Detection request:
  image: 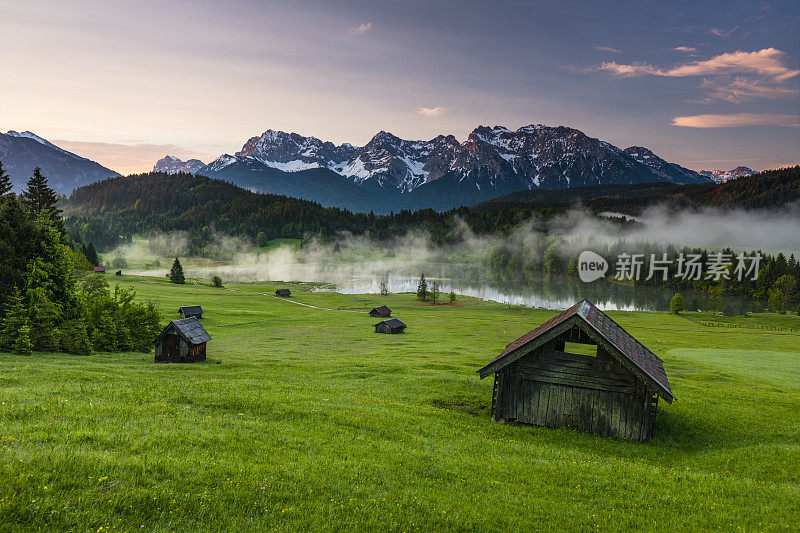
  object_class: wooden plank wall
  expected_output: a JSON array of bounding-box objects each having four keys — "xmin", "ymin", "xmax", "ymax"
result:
[{"xmin": 494, "ymin": 339, "xmax": 655, "ymax": 441}]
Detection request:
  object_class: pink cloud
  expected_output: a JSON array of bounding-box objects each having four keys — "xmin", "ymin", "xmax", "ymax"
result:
[
  {"xmin": 699, "ymin": 77, "xmax": 798, "ymax": 103},
  {"xmin": 595, "ymin": 45, "xmax": 621, "ymax": 53},
  {"xmin": 416, "ymin": 106, "xmax": 446, "ymax": 117},
  {"xmin": 709, "ymin": 26, "xmax": 737, "ymax": 37},
  {"xmin": 671, "ymin": 113, "xmax": 800, "ymax": 128},
  {"xmin": 349, "ymin": 22, "xmax": 373, "ymax": 36},
  {"xmin": 600, "ymin": 48, "xmax": 799, "ymax": 80},
  {"xmin": 596, "ymin": 48, "xmax": 799, "ymax": 102},
  {"xmin": 674, "ymin": 46, "xmax": 696, "ymax": 52}
]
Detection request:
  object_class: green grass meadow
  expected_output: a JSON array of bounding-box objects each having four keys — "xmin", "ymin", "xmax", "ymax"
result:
[{"xmin": 1, "ymin": 275, "xmax": 799, "ymax": 531}]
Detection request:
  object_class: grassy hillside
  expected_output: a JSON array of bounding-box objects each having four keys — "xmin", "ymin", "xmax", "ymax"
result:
[{"xmin": 1, "ymin": 276, "xmax": 798, "ymax": 531}]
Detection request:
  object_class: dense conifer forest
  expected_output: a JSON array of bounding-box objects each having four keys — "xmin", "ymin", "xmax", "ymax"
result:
[{"xmin": 0, "ymin": 163, "xmax": 161, "ymax": 354}]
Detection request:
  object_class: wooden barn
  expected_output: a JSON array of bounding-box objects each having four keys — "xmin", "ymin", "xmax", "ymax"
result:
[
  {"xmin": 179, "ymin": 305, "xmax": 204, "ymax": 319},
  {"xmin": 374, "ymin": 317, "xmax": 406, "ymax": 334},
  {"xmin": 369, "ymin": 305, "xmax": 392, "ymax": 318},
  {"xmin": 154, "ymin": 317, "xmax": 211, "ymax": 363},
  {"xmin": 93, "ymin": 266, "xmax": 106, "ymax": 273},
  {"xmin": 275, "ymin": 289, "xmax": 291, "ymax": 297},
  {"xmin": 478, "ymin": 300, "xmax": 673, "ymax": 442}
]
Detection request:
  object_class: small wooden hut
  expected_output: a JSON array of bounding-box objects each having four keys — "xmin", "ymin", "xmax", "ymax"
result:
[
  {"xmin": 374, "ymin": 317, "xmax": 406, "ymax": 334},
  {"xmin": 154, "ymin": 317, "xmax": 211, "ymax": 363},
  {"xmin": 477, "ymin": 300, "xmax": 673, "ymax": 442},
  {"xmin": 179, "ymin": 305, "xmax": 204, "ymax": 319},
  {"xmin": 369, "ymin": 305, "xmax": 392, "ymax": 318},
  {"xmin": 275, "ymin": 289, "xmax": 291, "ymax": 297},
  {"xmin": 93, "ymin": 266, "xmax": 106, "ymax": 273},
  {"xmin": 115, "ymin": 270, "xmax": 122, "ymax": 276}
]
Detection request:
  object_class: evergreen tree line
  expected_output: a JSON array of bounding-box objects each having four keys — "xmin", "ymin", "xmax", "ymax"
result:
[
  {"xmin": 0, "ymin": 162, "xmax": 162, "ymax": 354},
  {"xmin": 484, "ymin": 236, "xmax": 800, "ymax": 314}
]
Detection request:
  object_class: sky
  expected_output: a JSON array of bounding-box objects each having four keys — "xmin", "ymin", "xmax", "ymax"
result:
[{"xmin": 1, "ymin": 0, "xmax": 798, "ymax": 174}]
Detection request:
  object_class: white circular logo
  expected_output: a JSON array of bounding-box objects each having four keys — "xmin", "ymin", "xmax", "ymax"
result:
[{"xmin": 578, "ymin": 251, "xmax": 608, "ymax": 283}]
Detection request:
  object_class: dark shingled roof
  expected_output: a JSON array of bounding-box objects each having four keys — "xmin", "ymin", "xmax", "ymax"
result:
[
  {"xmin": 479, "ymin": 300, "xmax": 673, "ymax": 402},
  {"xmin": 375, "ymin": 318, "xmax": 405, "ymax": 328},
  {"xmin": 179, "ymin": 305, "xmax": 203, "ymax": 315},
  {"xmin": 370, "ymin": 305, "xmax": 392, "ymax": 316},
  {"xmin": 156, "ymin": 317, "xmax": 211, "ymax": 345}
]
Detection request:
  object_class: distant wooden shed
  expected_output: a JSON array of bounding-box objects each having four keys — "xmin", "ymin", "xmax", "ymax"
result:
[
  {"xmin": 115, "ymin": 270, "xmax": 122, "ymax": 276},
  {"xmin": 179, "ymin": 305, "xmax": 204, "ymax": 319},
  {"xmin": 369, "ymin": 305, "xmax": 392, "ymax": 318},
  {"xmin": 275, "ymin": 289, "xmax": 291, "ymax": 297},
  {"xmin": 374, "ymin": 317, "xmax": 406, "ymax": 334},
  {"xmin": 154, "ymin": 317, "xmax": 211, "ymax": 363},
  {"xmin": 93, "ymin": 266, "xmax": 106, "ymax": 273},
  {"xmin": 478, "ymin": 300, "xmax": 673, "ymax": 442}
]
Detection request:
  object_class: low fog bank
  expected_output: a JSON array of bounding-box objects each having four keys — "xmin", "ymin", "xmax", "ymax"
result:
[{"xmin": 122, "ymin": 204, "xmax": 798, "ymax": 309}]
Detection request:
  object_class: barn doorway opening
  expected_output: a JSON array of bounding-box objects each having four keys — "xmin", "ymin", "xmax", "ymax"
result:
[{"xmin": 163, "ymin": 334, "xmax": 180, "ymax": 358}]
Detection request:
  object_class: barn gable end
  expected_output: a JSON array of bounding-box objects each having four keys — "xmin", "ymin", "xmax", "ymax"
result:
[{"xmin": 478, "ymin": 300, "xmax": 673, "ymax": 442}]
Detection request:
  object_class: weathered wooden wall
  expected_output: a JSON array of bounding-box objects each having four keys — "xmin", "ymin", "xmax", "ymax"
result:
[
  {"xmin": 155, "ymin": 326, "xmax": 206, "ymax": 363},
  {"xmin": 492, "ymin": 338, "xmax": 657, "ymax": 441}
]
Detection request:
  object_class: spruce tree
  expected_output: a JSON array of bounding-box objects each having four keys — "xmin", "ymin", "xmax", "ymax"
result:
[
  {"xmin": 20, "ymin": 168, "xmax": 61, "ymax": 224},
  {"xmin": 416, "ymin": 273, "xmax": 428, "ymax": 301},
  {"xmin": 0, "ymin": 287, "xmax": 29, "ymax": 352},
  {"xmin": 14, "ymin": 325, "xmax": 33, "ymax": 355},
  {"xmin": 0, "ymin": 161, "xmax": 12, "ymax": 196},
  {"xmin": 83, "ymin": 242, "xmax": 99, "ymax": 266},
  {"xmin": 170, "ymin": 257, "xmax": 185, "ymax": 284}
]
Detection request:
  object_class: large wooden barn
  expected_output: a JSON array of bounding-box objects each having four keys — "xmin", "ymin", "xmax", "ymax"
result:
[
  {"xmin": 154, "ymin": 317, "xmax": 211, "ymax": 363},
  {"xmin": 478, "ymin": 300, "xmax": 673, "ymax": 442}
]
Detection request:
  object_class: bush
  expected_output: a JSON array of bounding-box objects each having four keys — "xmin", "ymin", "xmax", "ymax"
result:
[
  {"xmin": 670, "ymin": 293, "xmax": 685, "ymax": 315},
  {"xmin": 449, "ymin": 291, "xmax": 456, "ymax": 303},
  {"xmin": 82, "ymin": 281, "xmax": 163, "ymax": 352},
  {"xmin": 212, "ymin": 275, "xmax": 223, "ymax": 288}
]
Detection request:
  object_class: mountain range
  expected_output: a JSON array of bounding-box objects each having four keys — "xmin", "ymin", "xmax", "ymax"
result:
[
  {"xmin": 155, "ymin": 125, "xmax": 712, "ymax": 212},
  {"xmin": 699, "ymin": 166, "xmax": 755, "ymax": 183},
  {"xmin": 0, "ymin": 125, "xmax": 730, "ymax": 212},
  {"xmin": 0, "ymin": 130, "xmax": 119, "ymax": 194}
]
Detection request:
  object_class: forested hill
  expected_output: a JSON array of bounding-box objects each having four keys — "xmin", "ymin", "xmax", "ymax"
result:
[
  {"xmin": 64, "ymin": 168, "xmax": 798, "ymax": 251},
  {"xmin": 480, "ymin": 166, "xmax": 800, "ymax": 214},
  {"xmin": 64, "ymin": 172, "xmax": 473, "ymax": 246}
]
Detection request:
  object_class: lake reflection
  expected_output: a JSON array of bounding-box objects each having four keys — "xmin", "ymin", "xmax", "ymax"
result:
[{"xmin": 140, "ymin": 258, "xmax": 744, "ymax": 312}]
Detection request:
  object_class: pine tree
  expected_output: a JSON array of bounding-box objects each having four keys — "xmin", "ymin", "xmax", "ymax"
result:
[
  {"xmin": 14, "ymin": 325, "xmax": 32, "ymax": 355},
  {"xmin": 430, "ymin": 280, "xmax": 440, "ymax": 305},
  {"xmin": 0, "ymin": 287, "xmax": 29, "ymax": 352},
  {"xmin": 20, "ymin": 168, "xmax": 61, "ymax": 224},
  {"xmin": 83, "ymin": 242, "xmax": 99, "ymax": 266},
  {"xmin": 170, "ymin": 257, "xmax": 185, "ymax": 284},
  {"xmin": 416, "ymin": 273, "xmax": 428, "ymax": 301},
  {"xmin": 0, "ymin": 161, "xmax": 12, "ymax": 196}
]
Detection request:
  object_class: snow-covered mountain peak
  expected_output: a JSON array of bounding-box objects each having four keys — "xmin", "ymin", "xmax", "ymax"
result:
[{"xmin": 188, "ymin": 124, "xmax": 711, "ymax": 202}]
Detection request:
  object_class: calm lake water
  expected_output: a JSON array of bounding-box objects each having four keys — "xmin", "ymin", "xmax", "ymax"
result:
[{"xmin": 139, "ymin": 259, "xmax": 752, "ymax": 313}]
